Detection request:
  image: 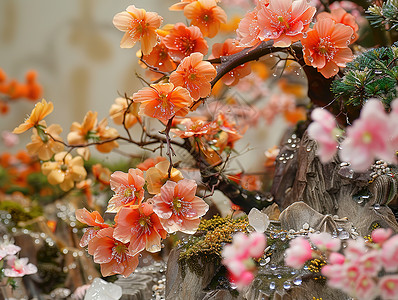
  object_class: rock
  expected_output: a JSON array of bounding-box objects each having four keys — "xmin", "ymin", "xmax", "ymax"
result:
[
  {"xmin": 279, "ymin": 202, "xmax": 354, "ymax": 235},
  {"xmin": 84, "ymin": 278, "xmax": 122, "ymax": 300},
  {"xmin": 166, "ymin": 248, "xmax": 223, "ymax": 300}
]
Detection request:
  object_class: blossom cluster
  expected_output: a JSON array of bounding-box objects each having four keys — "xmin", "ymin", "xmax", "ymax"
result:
[
  {"xmin": 284, "ymin": 229, "xmax": 398, "ymax": 300},
  {"xmin": 76, "ymin": 159, "xmax": 209, "ymax": 277},
  {"xmin": 0, "ymin": 69, "xmax": 42, "ymax": 115},
  {"xmin": 0, "ymin": 241, "xmax": 37, "ymax": 278},
  {"xmin": 221, "ymin": 232, "xmax": 267, "ymax": 290},
  {"xmin": 308, "ymin": 99, "xmax": 398, "ymax": 171}
]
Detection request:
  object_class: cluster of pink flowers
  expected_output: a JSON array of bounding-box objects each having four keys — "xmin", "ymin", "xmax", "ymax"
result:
[
  {"xmin": 0, "ymin": 242, "xmax": 37, "ymax": 278},
  {"xmin": 221, "ymin": 232, "xmax": 267, "ymax": 290},
  {"xmin": 284, "ymin": 229, "xmax": 398, "ymax": 300},
  {"xmin": 76, "ymin": 163, "xmax": 209, "ymax": 277},
  {"xmin": 308, "ymin": 99, "xmax": 398, "ymax": 171}
]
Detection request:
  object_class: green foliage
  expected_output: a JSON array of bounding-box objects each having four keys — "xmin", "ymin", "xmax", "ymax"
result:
[
  {"xmin": 367, "ymin": 0, "xmax": 398, "ymax": 30},
  {"xmin": 332, "ymin": 45, "xmax": 398, "ymax": 107}
]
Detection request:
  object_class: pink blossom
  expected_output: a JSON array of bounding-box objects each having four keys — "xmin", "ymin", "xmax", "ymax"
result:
[
  {"xmin": 0, "ymin": 243, "xmax": 21, "ymax": 256},
  {"xmin": 221, "ymin": 232, "xmax": 267, "ymax": 290},
  {"xmin": 309, "ymin": 232, "xmax": 341, "ymax": 252},
  {"xmin": 248, "ymin": 232, "xmax": 267, "ymax": 257},
  {"xmin": 4, "ymin": 256, "xmax": 37, "ymax": 277},
  {"xmin": 0, "ymin": 250, "xmax": 7, "ymax": 260},
  {"xmin": 344, "ymin": 263, "xmax": 362, "ymax": 286},
  {"xmin": 151, "ymin": 179, "xmax": 209, "ymax": 234},
  {"xmin": 329, "ymin": 252, "xmax": 345, "ymax": 265},
  {"xmin": 390, "ymin": 99, "xmax": 398, "ymax": 151},
  {"xmin": 230, "ymin": 271, "xmax": 255, "ymax": 290},
  {"xmin": 355, "ymin": 274, "xmax": 377, "ymax": 300},
  {"xmin": 321, "ymin": 264, "xmax": 347, "ymax": 290},
  {"xmin": 371, "ymin": 228, "xmax": 393, "ymax": 244},
  {"xmin": 381, "ymin": 235, "xmax": 398, "ymax": 272},
  {"xmin": 284, "ymin": 236, "xmax": 312, "ymax": 269},
  {"xmin": 307, "ymin": 108, "xmax": 341, "ymax": 163},
  {"xmin": 358, "ymin": 250, "xmax": 381, "ymax": 276},
  {"xmin": 1, "ymin": 131, "xmax": 19, "ymax": 148},
  {"xmin": 379, "ymin": 275, "xmax": 398, "ymax": 300},
  {"xmin": 340, "ymin": 99, "xmax": 396, "ymax": 172},
  {"xmin": 344, "ymin": 238, "xmax": 367, "ymax": 262}
]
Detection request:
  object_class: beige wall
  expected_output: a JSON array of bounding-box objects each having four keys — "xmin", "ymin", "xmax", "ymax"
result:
[{"xmin": 0, "ymin": 0, "xmax": 287, "ymax": 174}]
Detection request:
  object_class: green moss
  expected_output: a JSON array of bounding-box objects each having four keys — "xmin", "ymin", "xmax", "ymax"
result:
[{"xmin": 0, "ymin": 200, "xmax": 42, "ymax": 225}]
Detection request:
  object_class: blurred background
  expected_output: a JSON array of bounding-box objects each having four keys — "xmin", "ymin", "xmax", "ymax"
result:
[{"xmin": 0, "ymin": 0, "xmax": 298, "ymax": 172}]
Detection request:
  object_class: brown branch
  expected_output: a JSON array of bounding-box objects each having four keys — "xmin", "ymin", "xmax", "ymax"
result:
[
  {"xmin": 140, "ymin": 55, "xmax": 171, "ymax": 76},
  {"xmin": 162, "ymin": 117, "xmax": 176, "ymax": 177}
]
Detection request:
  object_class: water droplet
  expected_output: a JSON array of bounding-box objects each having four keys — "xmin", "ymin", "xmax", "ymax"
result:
[
  {"xmin": 293, "ymin": 277, "xmax": 302, "ymax": 285},
  {"xmin": 374, "ymin": 204, "xmax": 381, "ymax": 210},
  {"xmin": 269, "ymin": 282, "xmax": 276, "ymax": 290},
  {"xmin": 283, "ymin": 281, "xmax": 291, "ymax": 290},
  {"xmin": 339, "ymin": 230, "xmax": 350, "ymax": 240},
  {"xmin": 270, "ymin": 264, "xmax": 276, "ymax": 270}
]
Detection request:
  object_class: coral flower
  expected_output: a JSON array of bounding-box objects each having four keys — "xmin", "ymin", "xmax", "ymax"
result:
[
  {"xmin": 171, "ymin": 118, "xmax": 218, "ymax": 138},
  {"xmin": 75, "ymin": 208, "xmax": 109, "ymax": 247},
  {"xmin": 141, "ymin": 38, "xmax": 176, "ymax": 79},
  {"xmin": 169, "ymin": 52, "xmax": 217, "ymax": 100},
  {"xmin": 87, "ymin": 227, "xmax": 139, "ymax": 277},
  {"xmin": 108, "ymin": 168, "xmax": 145, "ymax": 211},
  {"xmin": 209, "ymin": 39, "xmax": 251, "ymax": 86},
  {"xmin": 95, "ymin": 118, "xmax": 119, "ymax": 153},
  {"xmin": 132, "ymin": 83, "xmax": 193, "ymax": 123},
  {"xmin": 237, "ymin": 6, "xmax": 263, "ymax": 46},
  {"xmin": 92, "ymin": 163, "xmax": 111, "ymax": 186},
  {"xmin": 169, "ymin": 0, "xmax": 197, "ymax": 11},
  {"xmin": 41, "ymin": 152, "xmax": 87, "ymax": 191},
  {"xmin": 163, "ymin": 23, "xmax": 208, "ymax": 63},
  {"xmin": 113, "ymin": 5, "xmax": 163, "ymax": 55},
  {"xmin": 340, "ymin": 100, "xmax": 396, "ymax": 171},
  {"xmin": 137, "ymin": 156, "xmax": 167, "ymax": 171},
  {"xmin": 13, "ymin": 99, "xmax": 54, "ymax": 134},
  {"xmin": 145, "ymin": 160, "xmax": 184, "ymax": 195},
  {"xmin": 184, "ymin": 0, "xmax": 227, "ymax": 38},
  {"xmin": 26, "ymin": 124, "xmax": 64, "ymax": 160},
  {"xmin": 109, "ymin": 97, "xmax": 140, "ymax": 129},
  {"xmin": 152, "ymin": 179, "xmax": 209, "ymax": 234},
  {"xmin": 301, "ymin": 17, "xmax": 354, "ymax": 78},
  {"xmin": 257, "ymin": 0, "xmax": 316, "ymax": 47},
  {"xmin": 317, "ymin": 8, "xmax": 359, "ymax": 43},
  {"xmin": 113, "ymin": 203, "xmax": 167, "ymax": 256}
]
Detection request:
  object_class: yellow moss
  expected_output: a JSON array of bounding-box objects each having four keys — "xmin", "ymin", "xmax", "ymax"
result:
[{"xmin": 179, "ymin": 215, "xmax": 249, "ymax": 275}]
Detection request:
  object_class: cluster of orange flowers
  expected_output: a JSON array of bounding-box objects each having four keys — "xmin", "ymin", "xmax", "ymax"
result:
[
  {"xmin": 76, "ymin": 157, "xmax": 209, "ymax": 277},
  {"xmin": 0, "ymin": 150, "xmax": 41, "ymax": 194},
  {"xmin": 0, "ymin": 69, "xmax": 42, "ymax": 114}
]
